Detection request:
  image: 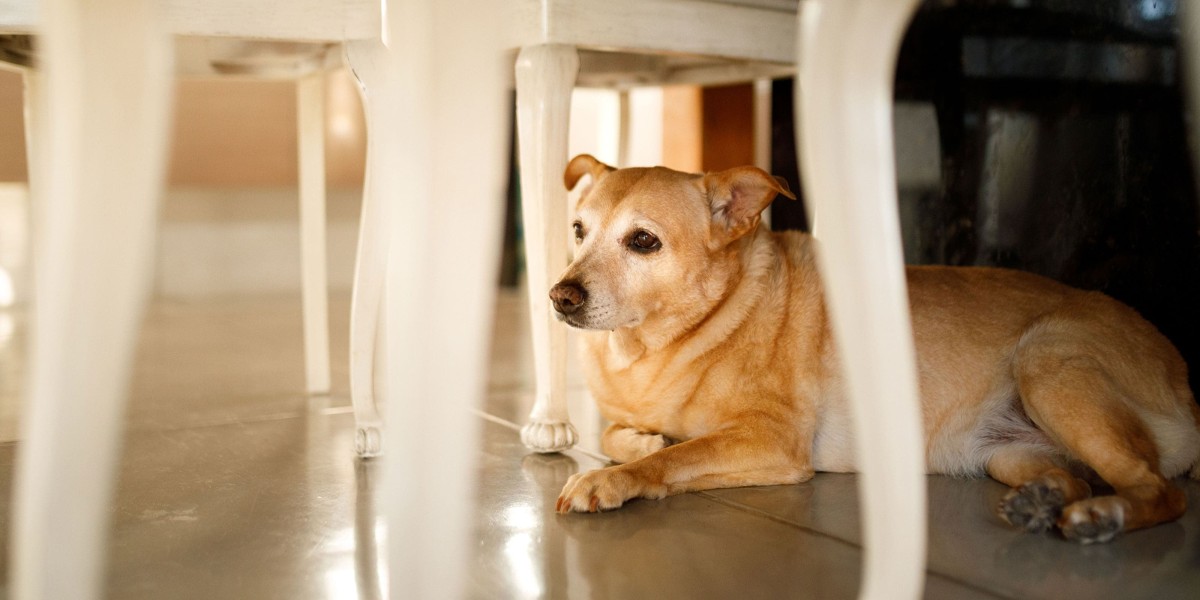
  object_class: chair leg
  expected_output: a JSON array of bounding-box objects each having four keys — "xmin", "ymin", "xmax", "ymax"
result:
[
  {"xmin": 753, "ymin": 78, "xmax": 772, "ymax": 229},
  {"xmin": 795, "ymin": 1, "xmax": 926, "ymax": 599},
  {"xmin": 343, "ymin": 40, "xmax": 389, "ymax": 458},
  {"xmin": 297, "ymin": 71, "xmax": 332, "ymax": 396},
  {"xmin": 616, "ymin": 89, "xmax": 631, "ymax": 168},
  {"xmin": 515, "ymin": 44, "xmax": 580, "ymax": 453},
  {"xmin": 378, "ymin": 1, "xmax": 507, "ymax": 596},
  {"xmin": 11, "ymin": 1, "xmax": 173, "ymax": 599}
]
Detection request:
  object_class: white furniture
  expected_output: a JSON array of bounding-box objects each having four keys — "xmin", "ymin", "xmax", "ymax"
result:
[
  {"xmin": 345, "ymin": 1, "xmax": 797, "ymax": 458},
  {"xmin": 191, "ymin": 39, "xmax": 339, "ymax": 397},
  {"xmin": 3, "ymin": 1, "xmax": 509, "ymax": 599},
  {"xmin": 795, "ymin": 1, "xmax": 927, "ymax": 598},
  {"xmin": 3, "ymin": 38, "xmax": 337, "ymax": 392}
]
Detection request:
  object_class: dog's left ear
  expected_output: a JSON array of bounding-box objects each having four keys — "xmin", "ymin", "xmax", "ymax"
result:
[
  {"xmin": 564, "ymin": 154, "xmax": 616, "ymax": 191},
  {"xmin": 704, "ymin": 166, "xmax": 796, "ymax": 242}
]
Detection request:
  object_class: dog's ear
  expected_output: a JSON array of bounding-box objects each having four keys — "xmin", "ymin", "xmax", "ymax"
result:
[
  {"xmin": 704, "ymin": 166, "xmax": 796, "ymax": 242},
  {"xmin": 564, "ymin": 154, "xmax": 615, "ymax": 191}
]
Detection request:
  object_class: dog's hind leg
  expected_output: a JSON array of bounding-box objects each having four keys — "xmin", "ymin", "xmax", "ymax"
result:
[
  {"xmin": 990, "ymin": 445, "xmax": 1092, "ymax": 533},
  {"xmin": 1013, "ymin": 348, "xmax": 1187, "ymax": 543}
]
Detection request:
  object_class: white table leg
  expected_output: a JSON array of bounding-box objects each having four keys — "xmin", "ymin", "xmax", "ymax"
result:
[
  {"xmin": 753, "ymin": 78, "xmax": 772, "ymax": 229},
  {"xmin": 617, "ymin": 89, "xmax": 631, "ymax": 167},
  {"xmin": 343, "ymin": 40, "xmax": 390, "ymax": 458},
  {"xmin": 297, "ymin": 71, "xmax": 332, "ymax": 396},
  {"xmin": 379, "ymin": 1, "xmax": 507, "ymax": 596},
  {"xmin": 795, "ymin": 1, "xmax": 926, "ymax": 599},
  {"xmin": 515, "ymin": 43, "xmax": 580, "ymax": 453},
  {"xmin": 12, "ymin": 0, "xmax": 173, "ymax": 598}
]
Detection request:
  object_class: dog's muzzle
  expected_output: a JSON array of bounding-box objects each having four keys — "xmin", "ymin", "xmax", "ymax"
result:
[{"xmin": 550, "ymin": 280, "xmax": 587, "ymax": 316}]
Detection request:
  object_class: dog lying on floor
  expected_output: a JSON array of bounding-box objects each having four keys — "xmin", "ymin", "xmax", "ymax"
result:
[{"xmin": 548, "ymin": 154, "xmax": 1200, "ymax": 543}]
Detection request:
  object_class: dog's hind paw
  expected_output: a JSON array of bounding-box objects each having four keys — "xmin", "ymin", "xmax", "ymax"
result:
[
  {"xmin": 998, "ymin": 480, "xmax": 1065, "ymax": 533},
  {"xmin": 1059, "ymin": 498, "xmax": 1125, "ymax": 544}
]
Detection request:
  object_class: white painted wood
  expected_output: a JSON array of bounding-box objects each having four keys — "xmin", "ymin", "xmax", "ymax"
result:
[
  {"xmin": 753, "ymin": 77, "xmax": 773, "ymax": 172},
  {"xmin": 343, "ymin": 38, "xmax": 389, "ymax": 458},
  {"xmin": 569, "ymin": 50, "xmax": 792, "ymax": 90},
  {"xmin": 794, "ymin": 1, "xmax": 926, "ymax": 599},
  {"xmin": 297, "ymin": 71, "xmax": 332, "ymax": 395},
  {"xmin": 0, "ymin": 0, "xmax": 379, "ymax": 40},
  {"xmin": 508, "ymin": 0, "xmax": 797, "ymax": 65},
  {"xmin": 617, "ymin": 89, "xmax": 631, "ymax": 167},
  {"xmin": 754, "ymin": 77, "xmax": 773, "ymax": 229},
  {"xmin": 11, "ymin": 1, "xmax": 173, "ymax": 599},
  {"xmin": 515, "ymin": 44, "xmax": 580, "ymax": 453},
  {"xmin": 174, "ymin": 37, "xmax": 338, "ymax": 79},
  {"xmin": 378, "ymin": 0, "xmax": 507, "ymax": 597}
]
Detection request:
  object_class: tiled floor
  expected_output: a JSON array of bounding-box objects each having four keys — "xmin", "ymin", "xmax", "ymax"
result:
[{"xmin": 0, "ymin": 291, "xmax": 1198, "ymax": 599}]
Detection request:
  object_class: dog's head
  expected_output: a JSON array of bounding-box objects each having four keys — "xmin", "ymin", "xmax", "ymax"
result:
[{"xmin": 550, "ymin": 154, "xmax": 794, "ymax": 334}]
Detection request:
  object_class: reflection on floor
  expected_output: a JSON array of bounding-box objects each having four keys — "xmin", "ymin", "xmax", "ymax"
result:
[{"xmin": 0, "ymin": 291, "xmax": 1197, "ymax": 599}]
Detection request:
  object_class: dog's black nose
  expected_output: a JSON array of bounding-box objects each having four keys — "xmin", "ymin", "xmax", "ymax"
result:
[{"xmin": 550, "ymin": 281, "xmax": 587, "ymax": 315}]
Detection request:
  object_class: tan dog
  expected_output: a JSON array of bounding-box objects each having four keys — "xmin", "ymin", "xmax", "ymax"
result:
[{"xmin": 549, "ymin": 154, "xmax": 1200, "ymax": 543}]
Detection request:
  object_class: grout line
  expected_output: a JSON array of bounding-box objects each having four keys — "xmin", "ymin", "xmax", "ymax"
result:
[
  {"xmin": 470, "ymin": 409, "xmax": 610, "ymax": 464},
  {"xmin": 694, "ymin": 492, "xmax": 1015, "ymax": 600},
  {"xmin": 473, "ymin": 409, "xmax": 520, "ymax": 431},
  {"xmin": 475, "ymin": 407, "xmax": 1014, "ymax": 600},
  {"xmin": 695, "ymin": 491, "xmax": 861, "ymax": 546}
]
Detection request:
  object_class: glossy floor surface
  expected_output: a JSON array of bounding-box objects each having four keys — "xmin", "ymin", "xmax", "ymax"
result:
[{"xmin": 0, "ymin": 292, "xmax": 1198, "ymax": 599}]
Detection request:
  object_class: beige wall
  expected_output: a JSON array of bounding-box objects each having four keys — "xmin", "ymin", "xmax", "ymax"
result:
[
  {"xmin": 0, "ymin": 67, "xmax": 367, "ymax": 186},
  {"xmin": 661, "ymin": 83, "xmax": 754, "ymax": 174}
]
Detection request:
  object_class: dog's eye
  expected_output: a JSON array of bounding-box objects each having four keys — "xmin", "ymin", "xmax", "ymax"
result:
[
  {"xmin": 629, "ymin": 230, "xmax": 661, "ymax": 253},
  {"xmin": 573, "ymin": 222, "xmax": 584, "ymax": 242}
]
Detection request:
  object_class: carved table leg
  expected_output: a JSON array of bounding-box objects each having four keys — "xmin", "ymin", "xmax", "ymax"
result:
[{"xmin": 514, "ymin": 43, "xmax": 580, "ymax": 453}]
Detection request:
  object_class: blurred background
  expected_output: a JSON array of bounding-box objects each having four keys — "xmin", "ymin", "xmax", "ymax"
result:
[{"xmin": 1, "ymin": 0, "xmax": 1197, "ymax": 394}]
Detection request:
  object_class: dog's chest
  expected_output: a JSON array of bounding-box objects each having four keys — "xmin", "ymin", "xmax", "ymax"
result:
[
  {"xmin": 584, "ymin": 349, "xmax": 714, "ymax": 440},
  {"xmin": 585, "ymin": 348, "xmax": 753, "ymax": 441}
]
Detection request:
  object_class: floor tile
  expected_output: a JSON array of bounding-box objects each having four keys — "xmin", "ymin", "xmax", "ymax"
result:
[
  {"xmin": 704, "ymin": 461, "xmax": 1200, "ymax": 599},
  {"xmin": 0, "ymin": 292, "xmax": 1197, "ymax": 600}
]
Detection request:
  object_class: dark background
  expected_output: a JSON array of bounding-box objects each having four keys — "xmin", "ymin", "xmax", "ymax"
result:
[{"xmin": 768, "ymin": 0, "xmax": 1200, "ymax": 397}]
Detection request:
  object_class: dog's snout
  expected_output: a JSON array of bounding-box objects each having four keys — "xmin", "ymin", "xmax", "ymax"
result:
[{"xmin": 550, "ymin": 281, "xmax": 587, "ymax": 315}]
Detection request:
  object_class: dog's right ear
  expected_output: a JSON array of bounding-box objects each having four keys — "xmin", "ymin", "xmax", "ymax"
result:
[
  {"xmin": 564, "ymin": 154, "xmax": 615, "ymax": 191},
  {"xmin": 704, "ymin": 166, "xmax": 796, "ymax": 244}
]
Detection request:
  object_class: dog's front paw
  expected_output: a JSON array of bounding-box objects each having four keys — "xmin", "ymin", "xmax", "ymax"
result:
[
  {"xmin": 998, "ymin": 480, "xmax": 1065, "ymax": 533},
  {"xmin": 555, "ymin": 466, "xmax": 666, "ymax": 513},
  {"xmin": 1059, "ymin": 497, "xmax": 1126, "ymax": 544}
]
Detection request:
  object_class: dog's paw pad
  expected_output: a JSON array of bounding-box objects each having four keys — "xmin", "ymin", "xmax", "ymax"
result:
[
  {"xmin": 1060, "ymin": 500, "xmax": 1124, "ymax": 544},
  {"xmin": 998, "ymin": 480, "xmax": 1065, "ymax": 533}
]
